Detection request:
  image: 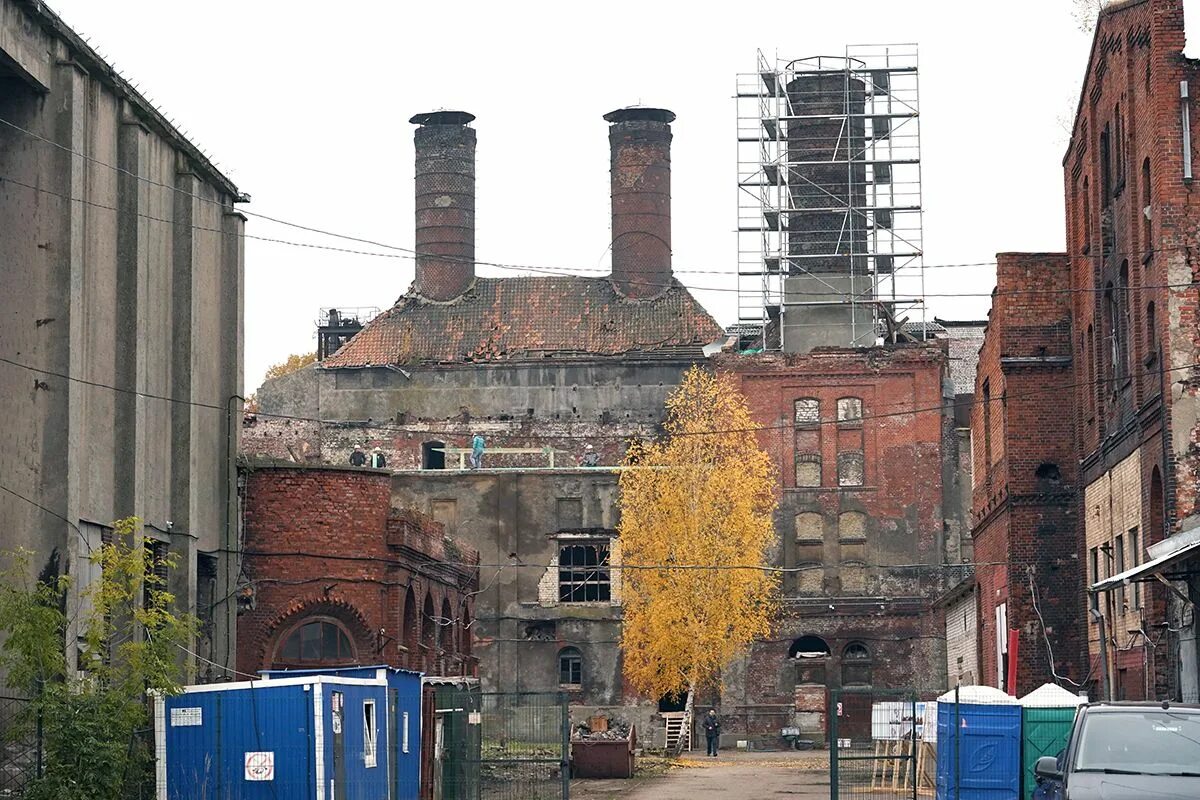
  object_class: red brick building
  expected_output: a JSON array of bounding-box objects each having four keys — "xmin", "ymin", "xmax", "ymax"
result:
[
  {"xmin": 717, "ymin": 340, "xmax": 970, "ymax": 739},
  {"xmin": 236, "ymin": 462, "xmax": 480, "ymax": 679},
  {"xmin": 970, "ymin": 254, "xmax": 1085, "ymax": 697},
  {"xmin": 974, "ymin": 0, "xmax": 1200, "ymax": 701}
]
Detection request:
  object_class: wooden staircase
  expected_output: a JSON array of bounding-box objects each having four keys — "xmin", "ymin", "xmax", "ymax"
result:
[{"xmin": 663, "ymin": 691, "xmax": 694, "ymax": 754}]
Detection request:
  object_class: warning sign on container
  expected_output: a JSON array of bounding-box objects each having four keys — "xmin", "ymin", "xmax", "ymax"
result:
[{"xmin": 245, "ymin": 752, "xmax": 274, "ymax": 781}]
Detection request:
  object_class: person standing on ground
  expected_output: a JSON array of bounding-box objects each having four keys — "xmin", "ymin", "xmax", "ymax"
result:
[
  {"xmin": 703, "ymin": 709, "xmax": 721, "ymax": 757},
  {"xmin": 470, "ymin": 433, "xmax": 485, "ymax": 469}
]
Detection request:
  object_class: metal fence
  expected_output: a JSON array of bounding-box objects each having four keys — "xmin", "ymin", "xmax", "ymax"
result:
[
  {"xmin": 464, "ymin": 692, "xmax": 569, "ymax": 800},
  {"xmin": 0, "ymin": 694, "xmax": 37, "ymax": 798},
  {"xmin": 829, "ymin": 688, "xmax": 928, "ymax": 800},
  {"xmin": 829, "ymin": 686, "xmax": 1037, "ymax": 800}
]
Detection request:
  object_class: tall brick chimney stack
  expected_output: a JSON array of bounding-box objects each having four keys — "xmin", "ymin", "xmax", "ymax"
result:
[
  {"xmin": 410, "ymin": 110, "xmax": 476, "ymax": 301},
  {"xmin": 604, "ymin": 107, "xmax": 675, "ymax": 299}
]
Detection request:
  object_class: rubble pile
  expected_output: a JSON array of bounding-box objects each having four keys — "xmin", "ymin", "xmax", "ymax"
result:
[{"xmin": 573, "ymin": 714, "xmax": 632, "ymax": 741}]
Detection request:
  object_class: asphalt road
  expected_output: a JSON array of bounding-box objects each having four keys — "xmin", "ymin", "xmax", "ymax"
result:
[{"xmin": 572, "ymin": 751, "xmax": 831, "ymax": 800}]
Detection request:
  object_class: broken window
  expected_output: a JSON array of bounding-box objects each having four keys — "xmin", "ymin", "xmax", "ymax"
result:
[
  {"xmin": 795, "ymin": 455, "xmax": 821, "ymax": 488},
  {"xmin": 836, "ymin": 397, "xmax": 863, "ymax": 423},
  {"xmin": 842, "ymin": 642, "xmax": 872, "ymax": 686},
  {"xmin": 558, "ymin": 543, "xmax": 611, "ymax": 602},
  {"xmin": 837, "ymin": 452, "xmax": 865, "ymax": 487},
  {"xmin": 794, "ymin": 398, "xmax": 819, "ymax": 426},
  {"xmin": 559, "ymin": 647, "xmax": 583, "ymax": 687},
  {"xmin": 363, "ymin": 700, "xmax": 378, "ymax": 768},
  {"xmin": 143, "ymin": 539, "xmax": 170, "ymax": 611}
]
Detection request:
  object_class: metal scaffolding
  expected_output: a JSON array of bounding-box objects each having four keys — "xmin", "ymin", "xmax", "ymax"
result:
[{"xmin": 736, "ymin": 44, "xmax": 925, "ymax": 351}]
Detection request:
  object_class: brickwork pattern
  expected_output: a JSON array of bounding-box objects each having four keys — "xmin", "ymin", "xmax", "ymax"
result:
[{"xmin": 236, "ymin": 465, "xmax": 479, "ymax": 679}]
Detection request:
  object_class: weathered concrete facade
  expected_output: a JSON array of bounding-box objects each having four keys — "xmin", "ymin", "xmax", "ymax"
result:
[{"xmin": 0, "ymin": 0, "xmax": 245, "ymax": 680}]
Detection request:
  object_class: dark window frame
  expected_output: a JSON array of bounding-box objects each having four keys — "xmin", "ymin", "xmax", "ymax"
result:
[{"xmin": 558, "ymin": 541, "xmax": 612, "ymax": 603}]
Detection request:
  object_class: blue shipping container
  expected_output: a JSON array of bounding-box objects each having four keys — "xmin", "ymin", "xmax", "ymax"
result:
[
  {"xmin": 156, "ymin": 674, "xmax": 391, "ymax": 800},
  {"xmin": 263, "ymin": 666, "xmax": 423, "ymax": 800},
  {"xmin": 935, "ymin": 689, "xmax": 1022, "ymax": 800}
]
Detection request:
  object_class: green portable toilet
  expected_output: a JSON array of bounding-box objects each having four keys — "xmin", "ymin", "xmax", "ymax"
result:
[{"xmin": 1019, "ymin": 684, "xmax": 1085, "ymax": 800}]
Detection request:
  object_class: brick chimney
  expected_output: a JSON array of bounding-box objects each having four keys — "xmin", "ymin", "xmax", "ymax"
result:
[
  {"xmin": 410, "ymin": 111, "xmax": 476, "ymax": 301},
  {"xmin": 604, "ymin": 107, "xmax": 675, "ymax": 299}
]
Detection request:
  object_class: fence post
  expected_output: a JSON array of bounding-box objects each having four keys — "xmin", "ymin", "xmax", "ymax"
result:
[
  {"xmin": 560, "ymin": 691, "xmax": 571, "ymax": 800},
  {"xmin": 910, "ymin": 695, "xmax": 918, "ymax": 800},
  {"xmin": 953, "ymin": 685, "xmax": 961, "ymax": 800},
  {"xmin": 829, "ymin": 690, "xmax": 839, "ymax": 800}
]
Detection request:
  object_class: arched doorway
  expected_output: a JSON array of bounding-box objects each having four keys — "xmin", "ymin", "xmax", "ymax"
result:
[{"xmin": 789, "ymin": 635, "xmax": 831, "ymax": 685}]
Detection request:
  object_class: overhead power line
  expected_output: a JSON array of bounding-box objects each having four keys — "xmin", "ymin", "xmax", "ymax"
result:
[{"xmin": 2, "ymin": 352, "xmax": 1197, "ymax": 442}]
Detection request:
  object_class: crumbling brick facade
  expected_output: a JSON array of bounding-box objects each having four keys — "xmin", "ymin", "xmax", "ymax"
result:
[
  {"xmin": 986, "ymin": 0, "xmax": 1200, "ymax": 701},
  {"xmin": 970, "ymin": 253, "xmax": 1085, "ymax": 697},
  {"xmin": 716, "ymin": 342, "xmax": 967, "ymax": 737},
  {"xmin": 236, "ymin": 463, "xmax": 479, "ymax": 679}
]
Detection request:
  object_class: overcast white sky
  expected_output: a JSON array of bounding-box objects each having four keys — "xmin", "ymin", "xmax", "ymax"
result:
[{"xmin": 47, "ymin": 1, "xmax": 1096, "ymax": 391}]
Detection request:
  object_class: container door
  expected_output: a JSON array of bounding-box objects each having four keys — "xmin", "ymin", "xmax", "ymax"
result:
[
  {"xmin": 331, "ymin": 690, "xmax": 347, "ymax": 800},
  {"xmin": 432, "ymin": 716, "xmax": 445, "ymax": 800}
]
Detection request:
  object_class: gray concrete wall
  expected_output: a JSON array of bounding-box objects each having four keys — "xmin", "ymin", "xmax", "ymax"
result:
[
  {"xmin": 390, "ymin": 470, "xmax": 632, "ymax": 707},
  {"xmin": 260, "ymin": 360, "xmax": 697, "ymax": 424},
  {"xmin": 0, "ymin": 0, "xmax": 244, "ymax": 681},
  {"xmin": 781, "ymin": 274, "xmax": 876, "ymax": 353}
]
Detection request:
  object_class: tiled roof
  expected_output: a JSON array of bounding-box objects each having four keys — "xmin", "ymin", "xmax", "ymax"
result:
[{"xmin": 321, "ymin": 276, "xmax": 724, "ymax": 367}]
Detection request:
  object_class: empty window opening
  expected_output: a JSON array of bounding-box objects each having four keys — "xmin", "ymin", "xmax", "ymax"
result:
[
  {"xmin": 1146, "ymin": 301, "xmax": 1157, "ymax": 362},
  {"xmin": 558, "ymin": 543, "xmax": 611, "ymax": 602},
  {"xmin": 422, "ymin": 441, "xmax": 446, "ymax": 470},
  {"xmin": 794, "ymin": 398, "xmax": 819, "ymax": 426},
  {"xmin": 143, "ymin": 539, "xmax": 170, "ymax": 611},
  {"xmin": 559, "ymin": 647, "xmax": 583, "ymax": 687},
  {"xmin": 837, "ymin": 397, "xmax": 863, "ymax": 423},
  {"xmin": 421, "ymin": 594, "xmax": 435, "ymax": 649},
  {"xmin": 789, "ymin": 635, "xmax": 830, "ymax": 685},
  {"xmin": 439, "ymin": 597, "xmax": 454, "ymax": 653},
  {"xmin": 402, "ymin": 587, "xmax": 417, "ymax": 652},
  {"xmin": 1142, "ymin": 157, "xmax": 1152, "ymax": 252}
]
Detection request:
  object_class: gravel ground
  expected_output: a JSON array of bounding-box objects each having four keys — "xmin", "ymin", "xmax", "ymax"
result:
[{"xmin": 571, "ymin": 750, "xmax": 831, "ymax": 800}]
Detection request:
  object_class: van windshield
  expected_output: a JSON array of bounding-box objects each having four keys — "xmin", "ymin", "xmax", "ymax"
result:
[{"xmin": 1075, "ymin": 711, "xmax": 1200, "ymax": 774}]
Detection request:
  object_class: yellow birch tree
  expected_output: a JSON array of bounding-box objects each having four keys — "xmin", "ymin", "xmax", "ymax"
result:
[{"xmin": 618, "ymin": 366, "xmax": 779, "ymax": 701}]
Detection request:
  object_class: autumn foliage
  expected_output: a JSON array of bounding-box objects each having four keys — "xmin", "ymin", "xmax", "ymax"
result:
[
  {"xmin": 264, "ymin": 351, "xmax": 317, "ymax": 381},
  {"xmin": 618, "ymin": 367, "xmax": 779, "ymax": 700}
]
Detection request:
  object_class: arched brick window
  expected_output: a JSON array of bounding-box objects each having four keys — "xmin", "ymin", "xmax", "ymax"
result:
[
  {"xmin": 402, "ymin": 586, "xmax": 417, "ymax": 653},
  {"xmin": 559, "ymin": 646, "xmax": 583, "ymax": 687},
  {"xmin": 842, "ymin": 642, "xmax": 872, "ymax": 686},
  {"xmin": 421, "ymin": 593, "xmax": 435, "ymax": 650},
  {"xmin": 440, "ymin": 597, "xmax": 454, "ymax": 653},
  {"xmin": 274, "ymin": 617, "xmax": 357, "ymax": 667}
]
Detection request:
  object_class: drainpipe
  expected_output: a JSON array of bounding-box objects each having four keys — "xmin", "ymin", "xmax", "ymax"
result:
[{"xmin": 1092, "ymin": 606, "xmax": 1111, "ymax": 701}]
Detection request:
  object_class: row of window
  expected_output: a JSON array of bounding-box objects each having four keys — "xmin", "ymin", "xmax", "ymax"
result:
[
  {"xmin": 794, "ymin": 397, "xmax": 863, "ymax": 426},
  {"xmin": 796, "ymin": 452, "xmax": 865, "ymax": 488}
]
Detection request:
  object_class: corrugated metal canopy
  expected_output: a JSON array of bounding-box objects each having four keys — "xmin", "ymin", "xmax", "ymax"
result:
[{"xmin": 1090, "ymin": 537, "xmax": 1200, "ymax": 593}]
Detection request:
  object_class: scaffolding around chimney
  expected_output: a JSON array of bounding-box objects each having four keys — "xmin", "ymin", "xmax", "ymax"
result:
[
  {"xmin": 735, "ymin": 44, "xmax": 925, "ymax": 352},
  {"xmin": 317, "ymin": 307, "xmax": 381, "ymax": 361}
]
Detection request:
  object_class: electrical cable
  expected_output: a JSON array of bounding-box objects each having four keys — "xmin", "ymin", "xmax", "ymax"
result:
[{"xmin": 2, "ymin": 352, "xmax": 1197, "ymax": 442}]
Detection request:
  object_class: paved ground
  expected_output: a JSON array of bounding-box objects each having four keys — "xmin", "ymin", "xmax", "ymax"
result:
[{"xmin": 571, "ymin": 751, "xmax": 831, "ymax": 799}]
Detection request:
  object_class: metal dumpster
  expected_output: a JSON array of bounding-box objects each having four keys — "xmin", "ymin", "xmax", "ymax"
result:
[{"xmin": 571, "ymin": 725, "xmax": 637, "ymax": 779}]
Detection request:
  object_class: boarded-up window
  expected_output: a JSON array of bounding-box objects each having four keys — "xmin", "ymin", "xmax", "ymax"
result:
[
  {"xmin": 837, "ymin": 452, "xmax": 865, "ymax": 487},
  {"xmin": 796, "ymin": 563, "xmax": 823, "ymax": 594},
  {"xmin": 796, "ymin": 455, "xmax": 821, "ymax": 488},
  {"xmin": 841, "ymin": 563, "xmax": 868, "ymax": 593},
  {"xmin": 430, "ymin": 499, "xmax": 458, "ymax": 535},
  {"xmin": 838, "ymin": 511, "xmax": 866, "ymax": 541},
  {"xmin": 794, "ymin": 398, "xmax": 819, "ymax": 426},
  {"xmin": 837, "ymin": 397, "xmax": 863, "ymax": 423},
  {"xmin": 556, "ymin": 497, "xmax": 583, "ymax": 529},
  {"xmin": 795, "ymin": 512, "xmax": 823, "ymax": 542}
]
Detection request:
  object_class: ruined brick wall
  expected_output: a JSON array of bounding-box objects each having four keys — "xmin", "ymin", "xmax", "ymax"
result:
[
  {"xmin": 715, "ymin": 343, "xmax": 951, "ymax": 731},
  {"xmin": 945, "ymin": 587, "xmax": 980, "ymax": 686},
  {"xmin": 236, "ymin": 464, "xmax": 478, "ymax": 679},
  {"xmin": 970, "ymin": 253, "xmax": 1085, "ymax": 696}
]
